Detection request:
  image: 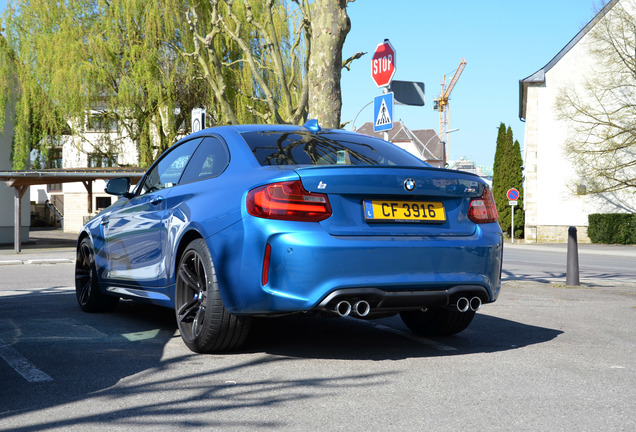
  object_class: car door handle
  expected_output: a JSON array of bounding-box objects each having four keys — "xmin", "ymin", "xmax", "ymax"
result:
[
  {"xmin": 101, "ymin": 218, "xmax": 109, "ymax": 226},
  {"xmin": 150, "ymin": 196, "xmax": 164, "ymax": 205}
]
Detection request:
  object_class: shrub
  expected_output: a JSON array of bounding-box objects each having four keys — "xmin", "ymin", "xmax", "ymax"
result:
[{"xmin": 588, "ymin": 213, "xmax": 636, "ymax": 244}]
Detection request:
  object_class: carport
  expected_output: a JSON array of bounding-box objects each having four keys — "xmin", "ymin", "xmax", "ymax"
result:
[{"xmin": 0, "ymin": 168, "xmax": 144, "ymax": 253}]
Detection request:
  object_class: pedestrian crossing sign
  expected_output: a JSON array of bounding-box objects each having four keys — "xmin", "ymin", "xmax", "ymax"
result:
[{"xmin": 374, "ymin": 92, "xmax": 394, "ymax": 132}]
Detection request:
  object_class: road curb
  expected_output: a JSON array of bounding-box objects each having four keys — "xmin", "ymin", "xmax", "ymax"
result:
[
  {"xmin": 0, "ymin": 258, "xmax": 74, "ymax": 266},
  {"xmin": 0, "ymin": 260, "xmax": 24, "ymax": 266},
  {"xmin": 25, "ymin": 259, "xmax": 75, "ymax": 265}
]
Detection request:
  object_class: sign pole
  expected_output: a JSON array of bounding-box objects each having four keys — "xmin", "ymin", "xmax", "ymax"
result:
[
  {"xmin": 506, "ymin": 188, "xmax": 520, "ymax": 244},
  {"xmin": 511, "ymin": 206, "xmax": 514, "ymax": 244},
  {"xmin": 372, "ymin": 41, "xmax": 396, "ymax": 140}
]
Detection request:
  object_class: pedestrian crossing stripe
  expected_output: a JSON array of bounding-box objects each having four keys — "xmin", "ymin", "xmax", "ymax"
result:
[{"xmin": 375, "ymin": 98, "xmax": 392, "ymax": 127}]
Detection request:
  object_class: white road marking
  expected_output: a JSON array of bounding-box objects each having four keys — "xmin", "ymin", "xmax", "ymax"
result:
[
  {"xmin": 0, "ymin": 338, "xmax": 53, "ymax": 383},
  {"xmin": 0, "ymin": 286, "xmax": 74, "ymax": 297}
]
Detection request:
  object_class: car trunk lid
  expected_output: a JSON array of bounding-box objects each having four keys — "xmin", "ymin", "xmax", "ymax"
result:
[{"xmin": 294, "ymin": 165, "xmax": 485, "ymax": 237}]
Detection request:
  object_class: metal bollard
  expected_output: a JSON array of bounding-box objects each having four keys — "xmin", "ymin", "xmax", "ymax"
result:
[{"xmin": 566, "ymin": 226, "xmax": 580, "ymax": 286}]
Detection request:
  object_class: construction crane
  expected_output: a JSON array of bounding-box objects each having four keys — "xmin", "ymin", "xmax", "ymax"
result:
[{"xmin": 433, "ymin": 58, "xmax": 467, "ymax": 164}]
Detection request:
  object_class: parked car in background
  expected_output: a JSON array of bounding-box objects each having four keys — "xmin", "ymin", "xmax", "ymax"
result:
[{"xmin": 75, "ymin": 121, "xmax": 503, "ymax": 353}]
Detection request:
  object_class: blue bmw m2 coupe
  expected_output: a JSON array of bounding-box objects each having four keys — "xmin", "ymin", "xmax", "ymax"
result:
[{"xmin": 75, "ymin": 121, "xmax": 503, "ymax": 353}]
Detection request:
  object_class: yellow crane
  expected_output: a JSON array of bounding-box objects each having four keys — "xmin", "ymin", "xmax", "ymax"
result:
[{"xmin": 433, "ymin": 58, "xmax": 467, "ymax": 164}]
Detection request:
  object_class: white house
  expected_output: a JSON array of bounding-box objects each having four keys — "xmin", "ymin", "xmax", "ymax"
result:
[
  {"xmin": 519, "ymin": 0, "xmax": 636, "ymax": 243},
  {"xmin": 356, "ymin": 121, "xmax": 445, "ymax": 167},
  {"xmin": 57, "ymin": 127, "xmax": 139, "ymax": 233}
]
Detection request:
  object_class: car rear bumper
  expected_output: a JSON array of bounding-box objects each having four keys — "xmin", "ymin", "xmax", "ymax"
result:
[{"xmin": 217, "ymin": 221, "xmax": 503, "ymax": 314}]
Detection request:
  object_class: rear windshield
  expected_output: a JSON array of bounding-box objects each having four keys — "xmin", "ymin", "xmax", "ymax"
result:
[{"xmin": 240, "ymin": 130, "xmax": 428, "ymax": 167}]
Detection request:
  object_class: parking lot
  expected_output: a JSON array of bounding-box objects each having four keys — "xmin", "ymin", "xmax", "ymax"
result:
[{"xmin": 0, "ymin": 233, "xmax": 635, "ymax": 431}]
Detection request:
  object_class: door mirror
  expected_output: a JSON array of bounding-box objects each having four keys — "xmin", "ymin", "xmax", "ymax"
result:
[{"xmin": 105, "ymin": 177, "xmax": 132, "ymax": 198}]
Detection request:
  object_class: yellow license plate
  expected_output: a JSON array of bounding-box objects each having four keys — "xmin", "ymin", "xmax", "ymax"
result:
[{"xmin": 363, "ymin": 200, "xmax": 446, "ymax": 222}]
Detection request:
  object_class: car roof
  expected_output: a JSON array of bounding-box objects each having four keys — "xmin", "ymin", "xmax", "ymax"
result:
[{"xmin": 187, "ymin": 123, "xmax": 362, "ymax": 139}]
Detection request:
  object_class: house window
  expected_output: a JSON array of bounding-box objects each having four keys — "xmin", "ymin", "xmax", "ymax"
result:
[
  {"xmin": 89, "ymin": 153, "xmax": 118, "ymax": 168},
  {"xmin": 95, "ymin": 197, "xmax": 112, "ymax": 210},
  {"xmin": 47, "ymin": 183, "xmax": 62, "ymax": 193},
  {"xmin": 87, "ymin": 111, "xmax": 117, "ymax": 132},
  {"xmin": 48, "ymin": 148, "xmax": 63, "ymax": 169},
  {"xmin": 576, "ymin": 184, "xmax": 587, "ymax": 195},
  {"xmin": 47, "ymin": 148, "xmax": 63, "ymax": 192}
]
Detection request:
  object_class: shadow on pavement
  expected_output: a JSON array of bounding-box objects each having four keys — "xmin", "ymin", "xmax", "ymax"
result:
[
  {"xmin": 0, "ymin": 287, "xmax": 562, "ymax": 430},
  {"xmin": 247, "ymin": 312, "xmax": 562, "ymax": 360}
]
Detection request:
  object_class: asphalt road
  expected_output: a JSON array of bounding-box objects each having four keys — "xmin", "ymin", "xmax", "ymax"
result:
[
  {"xmin": 0, "ymin": 253, "xmax": 634, "ymax": 431},
  {"xmin": 503, "ymin": 242, "xmax": 636, "ymax": 285}
]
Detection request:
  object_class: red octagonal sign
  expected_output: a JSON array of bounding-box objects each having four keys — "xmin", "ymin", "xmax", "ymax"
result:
[{"xmin": 371, "ymin": 40, "xmax": 396, "ymax": 87}]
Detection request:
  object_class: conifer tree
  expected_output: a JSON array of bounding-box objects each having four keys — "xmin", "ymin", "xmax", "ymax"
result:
[
  {"xmin": 511, "ymin": 137, "xmax": 524, "ymax": 238},
  {"xmin": 492, "ymin": 123, "xmax": 508, "ymax": 230},
  {"xmin": 492, "ymin": 123, "xmax": 524, "ymax": 239}
]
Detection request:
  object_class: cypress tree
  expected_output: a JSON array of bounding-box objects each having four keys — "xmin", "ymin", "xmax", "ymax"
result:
[
  {"xmin": 492, "ymin": 123, "xmax": 524, "ymax": 239},
  {"xmin": 492, "ymin": 123, "xmax": 509, "ymax": 233},
  {"xmin": 511, "ymin": 138, "xmax": 524, "ymax": 238}
]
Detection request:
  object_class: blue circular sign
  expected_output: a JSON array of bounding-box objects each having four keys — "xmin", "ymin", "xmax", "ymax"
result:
[{"xmin": 507, "ymin": 188, "xmax": 520, "ymax": 201}]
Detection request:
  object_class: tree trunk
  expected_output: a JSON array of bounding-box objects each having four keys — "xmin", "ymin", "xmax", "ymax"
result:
[{"xmin": 307, "ymin": 0, "xmax": 351, "ymax": 129}]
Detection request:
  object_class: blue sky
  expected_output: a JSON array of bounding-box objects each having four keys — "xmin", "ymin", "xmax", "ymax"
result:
[
  {"xmin": 1, "ymin": 0, "xmax": 605, "ymax": 168},
  {"xmin": 341, "ymin": 0, "xmax": 605, "ymax": 168}
]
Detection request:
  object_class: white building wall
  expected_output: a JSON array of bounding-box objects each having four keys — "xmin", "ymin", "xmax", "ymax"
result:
[
  {"xmin": 534, "ymin": 35, "xmax": 594, "ymax": 228},
  {"xmin": 0, "ymin": 100, "xmax": 30, "ymax": 244},
  {"xmin": 523, "ymin": 0, "xmax": 635, "ymax": 242},
  {"xmin": 62, "ymin": 131, "xmax": 139, "ymax": 233}
]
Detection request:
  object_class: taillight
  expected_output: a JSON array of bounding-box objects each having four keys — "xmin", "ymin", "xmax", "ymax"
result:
[
  {"xmin": 246, "ymin": 180, "xmax": 332, "ymax": 222},
  {"xmin": 468, "ymin": 187, "xmax": 498, "ymax": 224}
]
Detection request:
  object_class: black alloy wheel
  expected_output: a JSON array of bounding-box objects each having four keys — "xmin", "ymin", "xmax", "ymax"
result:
[
  {"xmin": 75, "ymin": 237, "xmax": 119, "ymax": 312},
  {"xmin": 175, "ymin": 239, "xmax": 251, "ymax": 353}
]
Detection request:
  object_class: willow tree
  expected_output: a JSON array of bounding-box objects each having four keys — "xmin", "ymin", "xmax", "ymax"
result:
[
  {"xmin": 184, "ymin": 0, "xmax": 357, "ymax": 128},
  {"xmin": 2, "ymin": 0, "xmax": 359, "ymax": 169},
  {"xmin": 3, "ymin": 0, "xmax": 206, "ymax": 168},
  {"xmin": 555, "ymin": 0, "xmax": 636, "ymax": 194},
  {"xmin": 0, "ymin": 35, "xmax": 15, "ymax": 133}
]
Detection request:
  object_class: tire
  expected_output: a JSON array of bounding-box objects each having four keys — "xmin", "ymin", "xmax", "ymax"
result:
[
  {"xmin": 75, "ymin": 237, "xmax": 119, "ymax": 312},
  {"xmin": 400, "ymin": 307, "xmax": 475, "ymax": 337},
  {"xmin": 175, "ymin": 239, "xmax": 251, "ymax": 353}
]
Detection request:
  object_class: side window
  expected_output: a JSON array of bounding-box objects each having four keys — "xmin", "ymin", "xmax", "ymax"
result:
[
  {"xmin": 139, "ymin": 138, "xmax": 202, "ymax": 195},
  {"xmin": 179, "ymin": 137, "xmax": 229, "ymax": 184}
]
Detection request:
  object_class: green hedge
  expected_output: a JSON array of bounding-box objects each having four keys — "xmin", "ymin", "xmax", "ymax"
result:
[{"xmin": 588, "ymin": 213, "xmax": 636, "ymax": 244}]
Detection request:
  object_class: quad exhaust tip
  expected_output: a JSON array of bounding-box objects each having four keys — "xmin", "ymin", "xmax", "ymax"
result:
[
  {"xmin": 335, "ymin": 300, "xmax": 371, "ymax": 317},
  {"xmin": 336, "ymin": 296, "xmax": 481, "ymax": 317},
  {"xmin": 456, "ymin": 296, "xmax": 482, "ymax": 313},
  {"xmin": 353, "ymin": 300, "xmax": 371, "ymax": 317},
  {"xmin": 470, "ymin": 296, "xmax": 482, "ymax": 312},
  {"xmin": 456, "ymin": 297, "xmax": 470, "ymax": 313},
  {"xmin": 335, "ymin": 300, "xmax": 352, "ymax": 317}
]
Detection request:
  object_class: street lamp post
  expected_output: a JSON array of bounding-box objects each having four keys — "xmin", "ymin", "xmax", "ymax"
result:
[
  {"xmin": 351, "ymin": 101, "xmax": 374, "ymax": 131},
  {"xmin": 443, "ymin": 128, "xmax": 459, "ymax": 166}
]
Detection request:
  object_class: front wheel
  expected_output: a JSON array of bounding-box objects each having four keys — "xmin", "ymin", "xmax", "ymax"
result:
[
  {"xmin": 75, "ymin": 237, "xmax": 119, "ymax": 312},
  {"xmin": 175, "ymin": 239, "xmax": 251, "ymax": 353},
  {"xmin": 400, "ymin": 307, "xmax": 475, "ymax": 337}
]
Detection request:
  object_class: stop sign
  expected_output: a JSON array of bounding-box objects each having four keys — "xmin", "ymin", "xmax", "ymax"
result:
[{"xmin": 371, "ymin": 40, "xmax": 396, "ymax": 87}]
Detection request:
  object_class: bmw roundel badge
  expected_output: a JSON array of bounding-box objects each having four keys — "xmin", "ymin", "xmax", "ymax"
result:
[{"xmin": 404, "ymin": 178, "xmax": 416, "ymax": 191}]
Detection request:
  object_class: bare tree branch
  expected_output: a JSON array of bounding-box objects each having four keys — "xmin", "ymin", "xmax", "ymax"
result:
[
  {"xmin": 342, "ymin": 51, "xmax": 366, "ymax": 71},
  {"xmin": 555, "ymin": 0, "xmax": 636, "ymax": 195}
]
